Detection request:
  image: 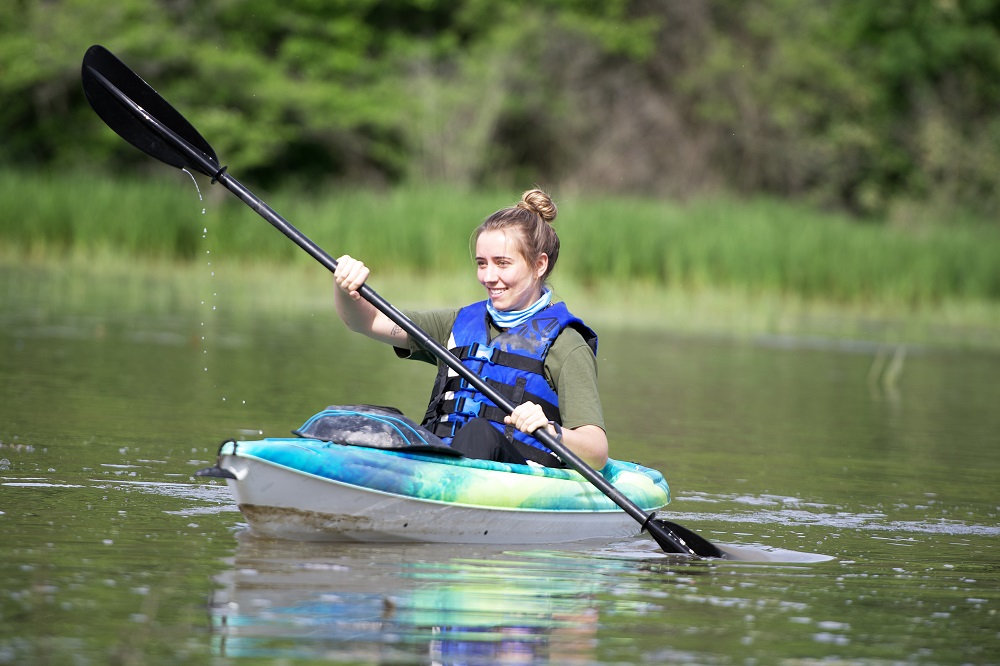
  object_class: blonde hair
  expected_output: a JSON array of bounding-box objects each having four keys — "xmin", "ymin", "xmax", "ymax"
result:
[{"xmin": 471, "ymin": 189, "xmax": 560, "ymax": 280}]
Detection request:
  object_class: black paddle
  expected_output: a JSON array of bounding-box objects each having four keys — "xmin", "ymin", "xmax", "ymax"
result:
[{"xmin": 81, "ymin": 44, "xmax": 726, "ymax": 559}]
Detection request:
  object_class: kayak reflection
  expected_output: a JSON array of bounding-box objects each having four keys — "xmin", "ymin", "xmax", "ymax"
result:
[{"xmin": 209, "ymin": 535, "xmax": 603, "ymax": 663}]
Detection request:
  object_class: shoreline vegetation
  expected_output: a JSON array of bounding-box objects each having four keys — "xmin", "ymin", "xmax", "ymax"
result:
[{"xmin": 3, "ymin": 171, "xmax": 998, "ymax": 351}]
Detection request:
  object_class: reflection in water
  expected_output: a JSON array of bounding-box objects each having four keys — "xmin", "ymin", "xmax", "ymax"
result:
[
  {"xmin": 209, "ymin": 535, "xmax": 607, "ymax": 663},
  {"xmin": 206, "ymin": 533, "xmax": 835, "ymax": 664}
]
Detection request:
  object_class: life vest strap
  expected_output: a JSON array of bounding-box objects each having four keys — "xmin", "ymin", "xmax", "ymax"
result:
[
  {"xmin": 441, "ymin": 376, "xmax": 561, "ymax": 422},
  {"xmin": 439, "ymin": 396, "xmax": 510, "ymax": 425},
  {"xmin": 452, "ymin": 343, "xmax": 546, "ymax": 375}
]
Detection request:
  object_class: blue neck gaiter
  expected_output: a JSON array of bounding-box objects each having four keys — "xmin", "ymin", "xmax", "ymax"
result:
[{"xmin": 487, "ymin": 287, "xmax": 552, "ymax": 329}]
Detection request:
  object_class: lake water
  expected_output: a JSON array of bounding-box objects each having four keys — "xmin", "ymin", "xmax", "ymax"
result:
[{"xmin": 1, "ymin": 264, "xmax": 998, "ymax": 665}]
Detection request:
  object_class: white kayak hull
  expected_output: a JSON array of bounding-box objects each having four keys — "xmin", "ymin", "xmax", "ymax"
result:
[{"xmin": 220, "ymin": 452, "xmax": 653, "ymax": 544}]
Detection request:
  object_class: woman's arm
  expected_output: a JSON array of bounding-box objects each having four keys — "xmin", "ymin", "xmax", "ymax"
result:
[
  {"xmin": 505, "ymin": 403, "xmax": 609, "ymax": 470},
  {"xmin": 527, "ymin": 329, "xmax": 609, "ymax": 469},
  {"xmin": 333, "ymin": 255, "xmax": 409, "ymax": 347}
]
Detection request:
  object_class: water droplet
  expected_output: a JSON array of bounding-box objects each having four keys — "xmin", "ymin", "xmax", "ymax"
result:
[{"xmin": 181, "ymin": 168, "xmax": 204, "ymax": 203}]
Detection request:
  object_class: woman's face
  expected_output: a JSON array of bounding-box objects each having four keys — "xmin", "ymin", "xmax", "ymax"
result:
[{"xmin": 475, "ymin": 229, "xmax": 548, "ymax": 312}]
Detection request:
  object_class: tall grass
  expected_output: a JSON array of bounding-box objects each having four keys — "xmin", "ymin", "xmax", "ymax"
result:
[
  {"xmin": 3, "ymin": 169, "xmax": 999, "ymax": 308},
  {"xmin": 563, "ymin": 196, "xmax": 1000, "ymax": 305}
]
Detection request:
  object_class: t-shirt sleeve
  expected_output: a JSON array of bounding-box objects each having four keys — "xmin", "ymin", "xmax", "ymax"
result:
[
  {"xmin": 547, "ymin": 328, "xmax": 605, "ymax": 431},
  {"xmin": 392, "ymin": 308, "xmax": 459, "ymax": 365}
]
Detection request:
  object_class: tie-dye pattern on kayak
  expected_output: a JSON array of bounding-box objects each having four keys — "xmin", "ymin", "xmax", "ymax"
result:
[{"xmin": 220, "ymin": 438, "xmax": 670, "ymax": 512}]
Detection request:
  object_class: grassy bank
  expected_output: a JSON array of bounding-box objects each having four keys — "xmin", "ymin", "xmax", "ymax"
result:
[
  {"xmin": 3, "ymin": 250, "xmax": 998, "ymax": 352},
  {"xmin": 2, "ymin": 170, "xmax": 998, "ymax": 348}
]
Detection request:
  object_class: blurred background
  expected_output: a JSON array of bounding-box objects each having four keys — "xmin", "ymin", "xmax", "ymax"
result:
[
  {"xmin": 2, "ymin": 0, "xmax": 999, "ymax": 342},
  {"xmin": 2, "ymin": 8, "xmax": 1000, "ymax": 663}
]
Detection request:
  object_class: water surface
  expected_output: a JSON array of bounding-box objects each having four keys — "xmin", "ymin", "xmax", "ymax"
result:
[{"xmin": 1, "ymin": 266, "xmax": 998, "ymax": 664}]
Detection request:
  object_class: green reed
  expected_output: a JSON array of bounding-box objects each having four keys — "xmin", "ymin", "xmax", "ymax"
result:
[
  {"xmin": 3, "ymin": 170, "xmax": 998, "ymax": 308},
  {"xmin": 560, "ymin": 195, "xmax": 1000, "ymax": 306}
]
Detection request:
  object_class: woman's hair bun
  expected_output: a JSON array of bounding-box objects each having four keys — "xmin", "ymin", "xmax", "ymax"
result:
[{"xmin": 519, "ymin": 189, "xmax": 557, "ymax": 224}]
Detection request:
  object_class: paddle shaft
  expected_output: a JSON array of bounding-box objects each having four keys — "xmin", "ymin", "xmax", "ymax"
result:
[{"xmin": 84, "ymin": 52, "xmax": 700, "ymax": 556}]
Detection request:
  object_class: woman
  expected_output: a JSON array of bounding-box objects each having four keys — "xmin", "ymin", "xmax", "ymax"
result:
[{"xmin": 333, "ymin": 189, "xmax": 608, "ymax": 470}]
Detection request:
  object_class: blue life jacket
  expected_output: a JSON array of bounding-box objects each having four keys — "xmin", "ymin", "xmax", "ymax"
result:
[{"xmin": 421, "ymin": 300, "xmax": 598, "ymax": 455}]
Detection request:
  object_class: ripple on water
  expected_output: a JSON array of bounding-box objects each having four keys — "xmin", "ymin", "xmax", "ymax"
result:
[{"xmin": 671, "ymin": 491, "xmax": 1000, "ymax": 537}]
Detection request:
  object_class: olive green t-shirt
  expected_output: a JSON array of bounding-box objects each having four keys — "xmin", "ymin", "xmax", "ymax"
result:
[{"xmin": 394, "ymin": 307, "xmax": 605, "ymax": 431}]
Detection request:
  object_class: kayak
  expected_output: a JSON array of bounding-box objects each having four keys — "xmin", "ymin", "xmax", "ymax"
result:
[{"xmin": 198, "ymin": 406, "xmax": 671, "ymax": 544}]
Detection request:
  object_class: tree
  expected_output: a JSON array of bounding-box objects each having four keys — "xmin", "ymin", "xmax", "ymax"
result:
[{"xmin": 1, "ymin": 0, "xmax": 998, "ymax": 219}]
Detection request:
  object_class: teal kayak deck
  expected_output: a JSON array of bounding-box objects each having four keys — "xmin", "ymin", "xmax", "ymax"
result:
[{"xmin": 222, "ymin": 438, "xmax": 670, "ymax": 512}]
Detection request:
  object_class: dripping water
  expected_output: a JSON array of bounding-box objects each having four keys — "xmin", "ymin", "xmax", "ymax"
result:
[
  {"xmin": 183, "ymin": 169, "xmax": 217, "ymax": 390},
  {"xmin": 181, "ymin": 168, "xmax": 206, "ymax": 215},
  {"xmin": 180, "ymin": 169, "xmax": 249, "ymax": 411},
  {"xmin": 182, "ymin": 168, "xmax": 214, "ymax": 378}
]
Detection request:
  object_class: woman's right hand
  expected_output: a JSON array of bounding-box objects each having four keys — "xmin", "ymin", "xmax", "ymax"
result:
[
  {"xmin": 332, "ymin": 255, "xmax": 407, "ymax": 347},
  {"xmin": 334, "ymin": 255, "xmax": 370, "ymax": 301}
]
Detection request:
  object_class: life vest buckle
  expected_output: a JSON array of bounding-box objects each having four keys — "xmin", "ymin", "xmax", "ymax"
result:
[
  {"xmin": 456, "ymin": 397, "xmax": 484, "ymax": 417},
  {"xmin": 469, "ymin": 342, "xmax": 496, "ymax": 363}
]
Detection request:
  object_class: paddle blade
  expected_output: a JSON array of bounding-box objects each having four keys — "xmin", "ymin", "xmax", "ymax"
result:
[
  {"xmin": 81, "ymin": 45, "xmax": 219, "ymax": 176},
  {"xmin": 650, "ymin": 519, "xmax": 726, "ymax": 558}
]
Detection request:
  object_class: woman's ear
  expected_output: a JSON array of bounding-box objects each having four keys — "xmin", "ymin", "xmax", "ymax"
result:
[{"xmin": 535, "ymin": 253, "xmax": 549, "ymax": 279}]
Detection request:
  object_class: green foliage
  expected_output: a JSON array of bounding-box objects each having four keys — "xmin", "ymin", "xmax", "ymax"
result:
[
  {"xmin": 825, "ymin": 0, "xmax": 1000, "ymax": 215},
  {"xmin": 1, "ymin": 0, "xmax": 999, "ymax": 217},
  {"xmin": 561, "ymin": 193, "xmax": 1000, "ymax": 304},
  {"xmin": 672, "ymin": 0, "xmax": 1000, "ymax": 217},
  {"xmin": 4, "ymin": 171, "xmax": 999, "ymax": 308}
]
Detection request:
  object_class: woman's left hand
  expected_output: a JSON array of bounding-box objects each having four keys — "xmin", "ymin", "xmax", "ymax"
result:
[
  {"xmin": 505, "ymin": 402, "xmax": 555, "ymax": 438},
  {"xmin": 505, "ymin": 401, "xmax": 609, "ymax": 470}
]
